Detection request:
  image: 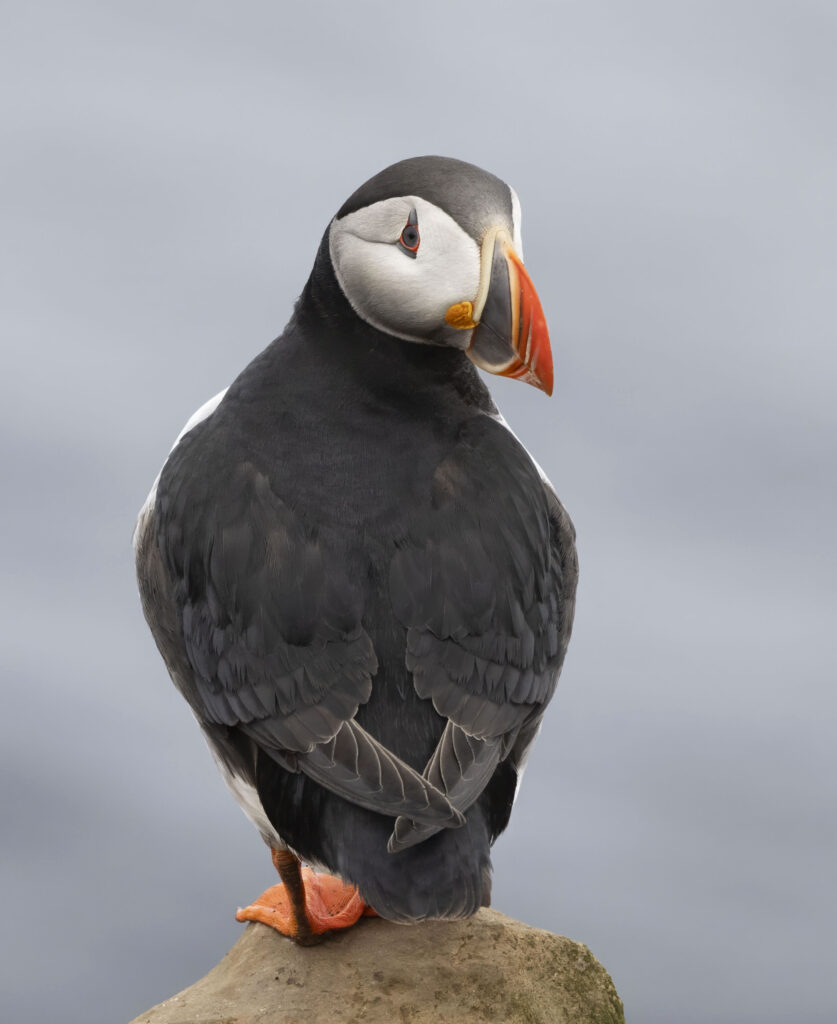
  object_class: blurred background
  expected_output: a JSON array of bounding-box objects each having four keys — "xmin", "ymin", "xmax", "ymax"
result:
[{"xmin": 2, "ymin": 2, "xmax": 835, "ymax": 1021}]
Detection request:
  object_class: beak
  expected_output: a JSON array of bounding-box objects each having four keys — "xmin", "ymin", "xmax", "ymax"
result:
[{"xmin": 448, "ymin": 229, "xmax": 553, "ymax": 395}]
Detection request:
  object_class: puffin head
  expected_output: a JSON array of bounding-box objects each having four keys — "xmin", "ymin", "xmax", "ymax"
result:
[{"xmin": 326, "ymin": 156, "xmax": 553, "ymax": 395}]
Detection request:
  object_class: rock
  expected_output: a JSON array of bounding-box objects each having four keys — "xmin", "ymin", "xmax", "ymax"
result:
[{"xmin": 130, "ymin": 908, "xmax": 624, "ymax": 1024}]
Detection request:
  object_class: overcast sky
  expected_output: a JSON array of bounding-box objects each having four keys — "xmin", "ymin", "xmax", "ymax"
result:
[{"xmin": 1, "ymin": 3, "xmax": 835, "ymax": 1022}]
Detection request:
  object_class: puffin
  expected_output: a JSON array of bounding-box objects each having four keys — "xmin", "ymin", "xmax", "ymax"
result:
[{"xmin": 134, "ymin": 156, "xmax": 578, "ymax": 944}]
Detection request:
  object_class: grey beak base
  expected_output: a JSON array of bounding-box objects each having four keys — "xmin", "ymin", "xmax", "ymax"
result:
[{"xmin": 466, "ymin": 235, "xmax": 515, "ymax": 372}]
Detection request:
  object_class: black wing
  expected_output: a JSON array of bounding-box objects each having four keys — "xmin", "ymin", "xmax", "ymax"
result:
[
  {"xmin": 155, "ymin": 436, "xmax": 462, "ymax": 829},
  {"xmin": 387, "ymin": 415, "xmax": 577, "ymax": 850}
]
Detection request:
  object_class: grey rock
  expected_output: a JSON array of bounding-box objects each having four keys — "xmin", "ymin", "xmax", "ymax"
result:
[{"xmin": 129, "ymin": 908, "xmax": 624, "ymax": 1024}]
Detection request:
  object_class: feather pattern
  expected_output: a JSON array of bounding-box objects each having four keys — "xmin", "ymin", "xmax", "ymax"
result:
[
  {"xmin": 385, "ymin": 415, "xmax": 575, "ymax": 850},
  {"xmin": 389, "ymin": 724, "xmax": 504, "ymax": 851},
  {"xmin": 154, "ymin": 432, "xmax": 467, "ymax": 828}
]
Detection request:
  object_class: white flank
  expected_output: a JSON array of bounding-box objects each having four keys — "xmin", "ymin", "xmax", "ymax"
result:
[
  {"xmin": 207, "ymin": 741, "xmax": 284, "ymax": 846},
  {"xmin": 512, "ymin": 721, "xmax": 543, "ymax": 805},
  {"xmin": 488, "ymin": 410, "xmax": 555, "ymax": 492},
  {"xmin": 132, "ymin": 388, "xmax": 229, "ymax": 552}
]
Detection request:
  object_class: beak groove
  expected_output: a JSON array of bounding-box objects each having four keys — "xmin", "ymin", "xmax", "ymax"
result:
[{"xmin": 465, "ymin": 232, "xmax": 553, "ymax": 395}]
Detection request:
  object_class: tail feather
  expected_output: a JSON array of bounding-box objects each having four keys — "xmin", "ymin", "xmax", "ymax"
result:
[{"xmin": 329, "ymin": 801, "xmax": 493, "ymax": 923}]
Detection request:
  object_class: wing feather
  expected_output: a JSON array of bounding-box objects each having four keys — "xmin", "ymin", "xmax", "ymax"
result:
[
  {"xmin": 298, "ymin": 720, "xmax": 464, "ymax": 827},
  {"xmin": 387, "ymin": 416, "xmax": 578, "ymax": 849},
  {"xmin": 155, "ymin": 440, "xmax": 458, "ymax": 825},
  {"xmin": 388, "ymin": 724, "xmax": 504, "ymax": 851}
]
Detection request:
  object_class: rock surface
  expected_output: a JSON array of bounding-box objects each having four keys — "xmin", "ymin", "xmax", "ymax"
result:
[{"xmin": 130, "ymin": 908, "xmax": 624, "ymax": 1024}]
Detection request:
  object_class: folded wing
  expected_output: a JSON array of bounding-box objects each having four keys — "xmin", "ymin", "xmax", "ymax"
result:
[
  {"xmin": 155, "ymin": 440, "xmax": 461, "ymax": 829},
  {"xmin": 387, "ymin": 415, "xmax": 577, "ymax": 850}
]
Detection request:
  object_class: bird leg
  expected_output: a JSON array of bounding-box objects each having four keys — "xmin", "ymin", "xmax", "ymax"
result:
[{"xmin": 235, "ymin": 848, "xmax": 376, "ymax": 944}]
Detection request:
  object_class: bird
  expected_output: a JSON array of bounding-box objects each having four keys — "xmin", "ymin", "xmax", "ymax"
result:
[{"xmin": 134, "ymin": 155, "xmax": 578, "ymax": 945}]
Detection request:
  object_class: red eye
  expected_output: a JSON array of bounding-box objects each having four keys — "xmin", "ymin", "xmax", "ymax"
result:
[{"xmin": 397, "ymin": 208, "xmax": 420, "ymax": 258}]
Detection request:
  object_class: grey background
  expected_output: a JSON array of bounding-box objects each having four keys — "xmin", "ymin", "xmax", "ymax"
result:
[{"xmin": 2, "ymin": 2, "xmax": 834, "ymax": 1022}]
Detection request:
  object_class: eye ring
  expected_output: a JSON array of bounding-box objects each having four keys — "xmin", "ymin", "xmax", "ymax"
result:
[{"xmin": 397, "ymin": 208, "xmax": 420, "ymax": 258}]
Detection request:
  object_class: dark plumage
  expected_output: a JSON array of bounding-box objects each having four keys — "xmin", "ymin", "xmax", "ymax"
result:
[{"xmin": 135, "ymin": 157, "xmax": 578, "ymax": 926}]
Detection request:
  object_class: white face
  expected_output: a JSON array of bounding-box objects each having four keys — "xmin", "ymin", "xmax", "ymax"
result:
[{"xmin": 328, "ymin": 195, "xmax": 482, "ymax": 348}]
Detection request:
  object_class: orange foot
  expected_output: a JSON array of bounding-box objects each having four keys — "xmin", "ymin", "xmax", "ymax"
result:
[{"xmin": 236, "ymin": 866, "xmax": 377, "ymax": 944}]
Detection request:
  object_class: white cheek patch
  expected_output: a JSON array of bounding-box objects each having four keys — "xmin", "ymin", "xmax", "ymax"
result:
[
  {"xmin": 330, "ymin": 196, "xmax": 481, "ymax": 345},
  {"xmin": 340, "ymin": 197, "xmax": 412, "ymax": 243}
]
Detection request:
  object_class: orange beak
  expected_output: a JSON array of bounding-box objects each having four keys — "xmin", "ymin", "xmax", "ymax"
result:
[{"xmin": 455, "ymin": 231, "xmax": 553, "ymax": 395}]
